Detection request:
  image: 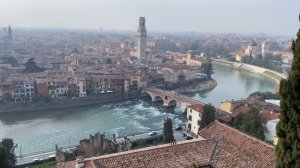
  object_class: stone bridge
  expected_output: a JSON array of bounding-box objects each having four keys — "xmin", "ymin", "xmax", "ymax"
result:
[{"xmin": 143, "ymin": 88, "xmax": 205, "ymax": 113}]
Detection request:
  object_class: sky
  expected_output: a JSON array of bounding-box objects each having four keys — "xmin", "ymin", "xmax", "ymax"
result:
[{"xmin": 0, "ymin": 0, "xmax": 299, "ymax": 35}]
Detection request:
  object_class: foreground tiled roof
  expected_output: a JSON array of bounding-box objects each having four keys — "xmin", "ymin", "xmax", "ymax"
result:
[
  {"xmin": 198, "ymin": 121, "xmax": 276, "ymax": 168},
  {"xmin": 58, "ymin": 138, "xmax": 216, "ymax": 168},
  {"xmin": 58, "ymin": 121, "xmax": 276, "ymax": 168}
]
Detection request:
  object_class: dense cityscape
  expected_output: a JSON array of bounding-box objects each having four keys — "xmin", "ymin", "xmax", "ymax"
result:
[{"xmin": 0, "ymin": 0, "xmax": 300, "ymax": 168}]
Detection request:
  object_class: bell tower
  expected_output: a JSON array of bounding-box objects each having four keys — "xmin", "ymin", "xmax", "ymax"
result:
[
  {"xmin": 137, "ymin": 17, "xmax": 147, "ymax": 61},
  {"xmin": 8, "ymin": 25, "xmax": 12, "ymax": 41}
]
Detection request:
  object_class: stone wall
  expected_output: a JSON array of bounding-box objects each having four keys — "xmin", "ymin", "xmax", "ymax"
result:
[
  {"xmin": 78, "ymin": 133, "xmax": 119, "ymax": 157},
  {"xmin": 212, "ymin": 58, "xmax": 287, "ymax": 86},
  {"xmin": 55, "ymin": 145, "xmax": 76, "ymax": 163},
  {"xmin": 0, "ymin": 93, "xmax": 141, "ymax": 113},
  {"xmin": 55, "ymin": 133, "xmax": 119, "ymax": 162}
]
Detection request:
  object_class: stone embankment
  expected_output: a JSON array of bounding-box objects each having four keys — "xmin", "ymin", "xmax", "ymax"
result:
[
  {"xmin": 0, "ymin": 93, "xmax": 141, "ymax": 113},
  {"xmin": 175, "ymin": 78, "xmax": 217, "ymax": 94},
  {"xmin": 212, "ymin": 58, "xmax": 287, "ymax": 86}
]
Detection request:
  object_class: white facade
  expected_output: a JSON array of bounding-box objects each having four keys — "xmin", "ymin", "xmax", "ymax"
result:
[
  {"xmin": 245, "ymin": 40, "xmax": 259, "ymax": 58},
  {"xmin": 55, "ymin": 84, "xmax": 68, "ymax": 98},
  {"xmin": 261, "ymin": 41, "xmax": 269, "ymax": 58},
  {"xmin": 137, "ymin": 17, "xmax": 147, "ymax": 61},
  {"xmin": 49, "ymin": 81, "xmax": 68, "ymax": 98},
  {"xmin": 13, "ymin": 81, "xmax": 35, "ymax": 101},
  {"xmin": 24, "ymin": 82, "xmax": 35, "ymax": 100},
  {"xmin": 186, "ymin": 104, "xmax": 203, "ymax": 136},
  {"xmin": 265, "ymin": 119, "xmax": 279, "ymax": 141},
  {"xmin": 182, "ymin": 69, "xmax": 197, "ymax": 81},
  {"xmin": 77, "ymin": 80, "xmax": 86, "ymax": 97}
]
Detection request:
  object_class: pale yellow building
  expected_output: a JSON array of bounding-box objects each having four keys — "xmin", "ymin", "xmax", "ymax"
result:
[
  {"xmin": 182, "ymin": 52, "xmax": 203, "ymax": 66},
  {"xmin": 273, "ymin": 135, "xmax": 279, "ymax": 146},
  {"xmin": 220, "ymin": 101, "xmax": 233, "ymax": 113}
]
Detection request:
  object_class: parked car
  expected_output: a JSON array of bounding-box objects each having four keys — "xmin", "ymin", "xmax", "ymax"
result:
[
  {"xmin": 182, "ymin": 132, "xmax": 187, "ymax": 137},
  {"xmin": 175, "ymin": 126, "xmax": 182, "ymax": 131},
  {"xmin": 33, "ymin": 158, "xmax": 40, "ymax": 162},
  {"xmin": 186, "ymin": 136, "xmax": 193, "ymax": 140},
  {"xmin": 148, "ymin": 131, "xmax": 157, "ymax": 136},
  {"xmin": 48, "ymin": 155, "xmax": 56, "ymax": 158}
]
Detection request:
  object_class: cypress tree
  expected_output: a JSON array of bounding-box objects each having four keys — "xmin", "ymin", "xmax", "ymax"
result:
[
  {"xmin": 0, "ymin": 138, "xmax": 17, "ymax": 168},
  {"xmin": 200, "ymin": 58, "xmax": 214, "ymax": 79},
  {"xmin": 276, "ymin": 15, "xmax": 300, "ymax": 167},
  {"xmin": 163, "ymin": 118, "xmax": 175, "ymax": 143}
]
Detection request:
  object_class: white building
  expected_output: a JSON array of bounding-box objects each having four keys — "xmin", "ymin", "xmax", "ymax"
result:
[
  {"xmin": 265, "ymin": 119, "xmax": 279, "ymax": 141},
  {"xmin": 245, "ymin": 40, "xmax": 259, "ymax": 58},
  {"xmin": 186, "ymin": 104, "xmax": 204, "ymax": 136},
  {"xmin": 137, "ymin": 17, "xmax": 147, "ymax": 61},
  {"xmin": 157, "ymin": 68, "xmax": 178, "ymax": 83},
  {"xmin": 49, "ymin": 79, "xmax": 68, "ymax": 98},
  {"xmin": 24, "ymin": 80, "xmax": 35, "ymax": 100},
  {"xmin": 261, "ymin": 41, "xmax": 270, "ymax": 59},
  {"xmin": 77, "ymin": 79, "xmax": 87, "ymax": 97},
  {"xmin": 182, "ymin": 51, "xmax": 203, "ymax": 66}
]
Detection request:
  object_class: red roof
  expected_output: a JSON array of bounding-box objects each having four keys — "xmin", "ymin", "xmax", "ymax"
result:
[
  {"xmin": 198, "ymin": 121, "xmax": 276, "ymax": 168},
  {"xmin": 58, "ymin": 139, "xmax": 216, "ymax": 168},
  {"xmin": 260, "ymin": 110, "xmax": 280, "ymax": 121},
  {"xmin": 187, "ymin": 103, "xmax": 204, "ymax": 113}
]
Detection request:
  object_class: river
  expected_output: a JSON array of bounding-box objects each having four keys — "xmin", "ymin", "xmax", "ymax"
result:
[{"xmin": 0, "ymin": 64, "xmax": 277, "ymax": 155}]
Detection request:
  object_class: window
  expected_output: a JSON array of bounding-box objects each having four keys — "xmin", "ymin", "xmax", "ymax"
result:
[
  {"xmin": 188, "ymin": 115, "xmax": 192, "ymax": 121},
  {"xmin": 190, "ymin": 109, "xmax": 192, "ymax": 113}
]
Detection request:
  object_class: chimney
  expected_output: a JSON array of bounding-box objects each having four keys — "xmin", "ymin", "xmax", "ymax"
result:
[
  {"xmin": 75, "ymin": 156, "xmax": 84, "ymax": 168},
  {"xmin": 112, "ymin": 134, "xmax": 117, "ymax": 143}
]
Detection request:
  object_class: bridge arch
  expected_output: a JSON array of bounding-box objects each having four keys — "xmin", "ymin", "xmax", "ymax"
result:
[
  {"xmin": 167, "ymin": 99, "xmax": 177, "ymax": 107},
  {"xmin": 143, "ymin": 91, "xmax": 155, "ymax": 101},
  {"xmin": 154, "ymin": 96, "xmax": 164, "ymax": 102},
  {"xmin": 143, "ymin": 88, "xmax": 204, "ymax": 113},
  {"xmin": 143, "ymin": 91, "xmax": 164, "ymax": 103}
]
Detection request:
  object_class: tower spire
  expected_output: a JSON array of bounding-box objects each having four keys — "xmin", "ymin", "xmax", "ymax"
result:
[{"xmin": 8, "ymin": 25, "xmax": 12, "ymax": 41}]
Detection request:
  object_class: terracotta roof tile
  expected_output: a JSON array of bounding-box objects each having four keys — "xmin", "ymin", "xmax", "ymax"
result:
[
  {"xmin": 259, "ymin": 110, "xmax": 280, "ymax": 121},
  {"xmin": 198, "ymin": 121, "xmax": 276, "ymax": 168},
  {"xmin": 91, "ymin": 139, "xmax": 215, "ymax": 168},
  {"xmin": 58, "ymin": 139, "xmax": 216, "ymax": 168},
  {"xmin": 187, "ymin": 104, "xmax": 204, "ymax": 113}
]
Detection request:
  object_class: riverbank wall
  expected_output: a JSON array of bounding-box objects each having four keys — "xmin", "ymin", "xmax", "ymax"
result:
[
  {"xmin": 175, "ymin": 79, "xmax": 217, "ymax": 94},
  {"xmin": 212, "ymin": 59, "xmax": 287, "ymax": 88},
  {"xmin": 0, "ymin": 93, "xmax": 144, "ymax": 113}
]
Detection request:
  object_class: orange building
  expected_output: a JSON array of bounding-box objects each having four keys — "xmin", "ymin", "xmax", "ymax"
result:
[{"xmin": 36, "ymin": 79, "xmax": 49, "ymax": 97}]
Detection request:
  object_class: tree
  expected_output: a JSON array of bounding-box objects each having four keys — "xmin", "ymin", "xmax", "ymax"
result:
[
  {"xmin": 233, "ymin": 107, "xmax": 266, "ymax": 140},
  {"xmin": 2, "ymin": 56, "xmax": 19, "ymax": 66},
  {"xmin": 200, "ymin": 104, "xmax": 216, "ymax": 128},
  {"xmin": 0, "ymin": 138, "xmax": 17, "ymax": 168},
  {"xmin": 0, "ymin": 146, "xmax": 9, "ymax": 168},
  {"xmin": 200, "ymin": 58, "xmax": 214, "ymax": 79},
  {"xmin": 276, "ymin": 17, "xmax": 300, "ymax": 168},
  {"xmin": 24, "ymin": 58, "xmax": 43, "ymax": 73},
  {"xmin": 249, "ymin": 91, "xmax": 280, "ymax": 100},
  {"xmin": 163, "ymin": 118, "xmax": 175, "ymax": 143}
]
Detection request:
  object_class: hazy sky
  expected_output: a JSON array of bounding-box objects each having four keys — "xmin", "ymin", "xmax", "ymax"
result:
[{"xmin": 0, "ymin": 0, "xmax": 299, "ymax": 35}]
